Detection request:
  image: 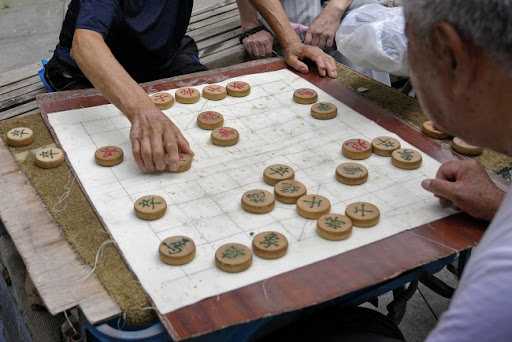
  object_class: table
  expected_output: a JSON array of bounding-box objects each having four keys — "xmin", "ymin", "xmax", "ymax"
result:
[{"xmin": 3, "ymin": 59, "xmax": 486, "ymax": 341}]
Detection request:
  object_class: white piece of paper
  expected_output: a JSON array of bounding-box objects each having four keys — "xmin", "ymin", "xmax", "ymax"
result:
[{"xmin": 48, "ymin": 69, "xmax": 452, "ymax": 314}]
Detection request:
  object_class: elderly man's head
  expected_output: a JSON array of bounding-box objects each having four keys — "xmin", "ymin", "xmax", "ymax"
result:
[{"xmin": 403, "ymin": 1, "xmax": 512, "ymax": 154}]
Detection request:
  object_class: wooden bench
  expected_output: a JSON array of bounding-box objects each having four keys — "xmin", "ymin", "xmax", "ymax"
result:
[
  {"xmin": 0, "ymin": 0, "xmax": 246, "ymax": 121},
  {"xmin": 188, "ymin": 0, "xmax": 247, "ymax": 68},
  {"xmin": 0, "ymin": 63, "xmax": 45, "ymax": 120}
]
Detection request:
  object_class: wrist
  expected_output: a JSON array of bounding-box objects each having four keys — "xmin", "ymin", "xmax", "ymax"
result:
[
  {"xmin": 125, "ymin": 100, "xmax": 160, "ymax": 123},
  {"xmin": 239, "ymin": 25, "xmax": 272, "ymax": 44},
  {"xmin": 241, "ymin": 20, "xmax": 263, "ymax": 32},
  {"xmin": 283, "ymin": 39, "xmax": 303, "ymax": 51},
  {"xmin": 325, "ymin": 0, "xmax": 350, "ymax": 17},
  {"xmin": 490, "ymin": 189, "xmax": 506, "ymax": 219}
]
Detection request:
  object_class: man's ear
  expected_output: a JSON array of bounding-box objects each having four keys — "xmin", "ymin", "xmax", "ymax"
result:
[{"xmin": 431, "ymin": 21, "xmax": 476, "ymax": 95}]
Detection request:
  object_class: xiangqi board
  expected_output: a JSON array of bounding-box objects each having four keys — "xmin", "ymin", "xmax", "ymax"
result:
[{"xmin": 46, "ymin": 69, "xmax": 454, "ymax": 314}]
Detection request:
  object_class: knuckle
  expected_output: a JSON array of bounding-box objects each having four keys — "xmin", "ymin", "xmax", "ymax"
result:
[
  {"xmin": 166, "ymin": 142, "xmax": 178, "ymax": 154},
  {"xmin": 153, "ymin": 149, "xmax": 164, "ymax": 159},
  {"xmin": 451, "ymin": 189, "xmax": 463, "ymax": 203}
]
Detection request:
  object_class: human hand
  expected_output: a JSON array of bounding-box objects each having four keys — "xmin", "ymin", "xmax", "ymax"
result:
[
  {"xmin": 421, "ymin": 159, "xmax": 505, "ymax": 221},
  {"xmin": 306, "ymin": 10, "xmax": 342, "ymax": 50},
  {"xmin": 283, "ymin": 41, "xmax": 337, "ymax": 78},
  {"xmin": 242, "ymin": 30, "xmax": 274, "ymax": 59},
  {"xmin": 129, "ymin": 108, "xmax": 194, "ymax": 172}
]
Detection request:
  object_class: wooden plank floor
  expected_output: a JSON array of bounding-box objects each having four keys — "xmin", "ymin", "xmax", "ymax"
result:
[{"xmin": 0, "ymin": 63, "xmax": 45, "ymax": 120}]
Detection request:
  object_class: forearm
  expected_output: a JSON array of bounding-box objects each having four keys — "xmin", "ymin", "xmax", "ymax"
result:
[
  {"xmin": 71, "ymin": 29, "xmax": 194, "ymax": 172},
  {"xmin": 236, "ymin": 0, "xmax": 261, "ymax": 31},
  {"xmin": 324, "ymin": 0, "xmax": 353, "ymax": 15},
  {"xmin": 248, "ymin": 0, "xmax": 301, "ymax": 50},
  {"xmin": 70, "ymin": 29, "xmax": 155, "ymax": 123}
]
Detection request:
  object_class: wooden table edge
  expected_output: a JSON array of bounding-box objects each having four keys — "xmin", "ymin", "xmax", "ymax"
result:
[
  {"xmin": 36, "ymin": 58, "xmax": 486, "ymax": 340},
  {"xmin": 0, "ymin": 137, "xmax": 122, "ymax": 324}
]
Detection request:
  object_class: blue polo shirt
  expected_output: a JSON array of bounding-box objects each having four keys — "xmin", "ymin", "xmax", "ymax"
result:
[{"xmin": 54, "ymin": 0, "xmax": 193, "ymax": 82}]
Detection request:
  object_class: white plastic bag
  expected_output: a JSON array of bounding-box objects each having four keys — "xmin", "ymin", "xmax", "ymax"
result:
[{"xmin": 336, "ymin": 4, "xmax": 409, "ymax": 76}]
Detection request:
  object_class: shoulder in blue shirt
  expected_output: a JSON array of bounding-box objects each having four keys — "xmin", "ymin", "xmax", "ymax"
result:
[{"xmin": 54, "ymin": 0, "xmax": 193, "ymax": 82}]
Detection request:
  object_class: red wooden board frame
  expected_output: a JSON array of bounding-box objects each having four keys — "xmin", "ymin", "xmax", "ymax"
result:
[{"xmin": 37, "ymin": 59, "xmax": 486, "ymax": 340}]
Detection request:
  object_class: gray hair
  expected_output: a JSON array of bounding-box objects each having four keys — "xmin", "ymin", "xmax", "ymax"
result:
[{"xmin": 403, "ymin": 0, "xmax": 512, "ymax": 73}]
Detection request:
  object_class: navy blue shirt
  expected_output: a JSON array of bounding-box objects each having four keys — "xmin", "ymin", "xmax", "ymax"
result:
[{"xmin": 54, "ymin": 0, "xmax": 193, "ymax": 82}]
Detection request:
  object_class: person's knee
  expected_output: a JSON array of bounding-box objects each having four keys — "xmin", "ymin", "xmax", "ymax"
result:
[
  {"xmin": 168, "ymin": 54, "xmax": 208, "ymax": 77},
  {"xmin": 164, "ymin": 36, "xmax": 208, "ymax": 77},
  {"xmin": 44, "ymin": 56, "xmax": 92, "ymax": 91}
]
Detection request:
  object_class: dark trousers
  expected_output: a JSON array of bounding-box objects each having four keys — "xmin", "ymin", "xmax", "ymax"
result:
[
  {"xmin": 44, "ymin": 35, "xmax": 207, "ymax": 91},
  {"xmin": 253, "ymin": 307, "xmax": 405, "ymax": 342}
]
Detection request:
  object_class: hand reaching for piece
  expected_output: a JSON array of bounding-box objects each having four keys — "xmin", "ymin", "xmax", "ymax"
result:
[
  {"xmin": 421, "ymin": 159, "xmax": 505, "ymax": 221},
  {"xmin": 129, "ymin": 108, "xmax": 194, "ymax": 172}
]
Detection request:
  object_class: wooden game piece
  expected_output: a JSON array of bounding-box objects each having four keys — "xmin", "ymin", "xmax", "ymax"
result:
[
  {"xmin": 215, "ymin": 243, "xmax": 253, "ymax": 273},
  {"xmin": 371, "ymin": 136, "xmax": 401, "ymax": 157},
  {"xmin": 274, "ymin": 179, "xmax": 307, "ymax": 204},
  {"xmin": 293, "ymin": 88, "xmax": 318, "ymax": 104},
  {"xmin": 6, "ymin": 127, "xmax": 34, "ymax": 147},
  {"xmin": 175, "ymin": 87, "xmax": 200, "ymax": 104},
  {"xmin": 452, "ymin": 137, "xmax": 483, "ymax": 156},
  {"xmin": 197, "ymin": 111, "xmax": 224, "ymax": 130},
  {"xmin": 211, "ymin": 127, "xmax": 239, "ymax": 146},
  {"xmin": 252, "ymin": 231, "xmax": 288, "ymax": 259},
  {"xmin": 95, "ymin": 146, "xmax": 124, "ymax": 167},
  {"xmin": 342, "ymin": 138, "xmax": 372, "ymax": 160},
  {"xmin": 202, "ymin": 85, "xmax": 227, "ymax": 100},
  {"xmin": 297, "ymin": 194, "xmax": 331, "ymax": 219},
  {"xmin": 166, "ymin": 152, "xmax": 192, "ymax": 172},
  {"xmin": 134, "ymin": 195, "xmax": 167, "ymax": 220},
  {"xmin": 391, "ymin": 148, "xmax": 422, "ymax": 170},
  {"xmin": 421, "ymin": 121, "xmax": 450, "ymax": 139},
  {"xmin": 150, "ymin": 92, "xmax": 174, "ymax": 110},
  {"xmin": 311, "ymin": 102, "xmax": 337, "ymax": 120},
  {"xmin": 317, "ymin": 213, "xmax": 353, "ymax": 241},
  {"xmin": 263, "ymin": 164, "xmax": 294, "ymax": 186},
  {"xmin": 335, "ymin": 162, "xmax": 368, "ymax": 185},
  {"xmin": 159, "ymin": 236, "xmax": 196, "ymax": 265},
  {"xmin": 241, "ymin": 189, "xmax": 275, "ymax": 214},
  {"xmin": 35, "ymin": 147, "xmax": 65, "ymax": 168},
  {"xmin": 345, "ymin": 202, "xmax": 380, "ymax": 227},
  {"xmin": 226, "ymin": 81, "xmax": 251, "ymax": 97}
]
